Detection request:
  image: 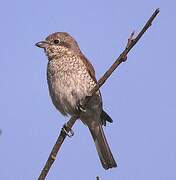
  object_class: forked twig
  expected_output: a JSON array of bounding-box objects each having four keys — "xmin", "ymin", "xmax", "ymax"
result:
[{"xmin": 38, "ymin": 8, "xmax": 160, "ymax": 180}]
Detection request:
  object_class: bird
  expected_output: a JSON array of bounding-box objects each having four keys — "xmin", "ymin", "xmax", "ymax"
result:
[{"xmin": 35, "ymin": 32, "xmax": 117, "ymax": 170}]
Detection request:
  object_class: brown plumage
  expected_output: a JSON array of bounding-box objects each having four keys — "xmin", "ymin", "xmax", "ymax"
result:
[{"xmin": 36, "ymin": 32, "xmax": 117, "ymax": 169}]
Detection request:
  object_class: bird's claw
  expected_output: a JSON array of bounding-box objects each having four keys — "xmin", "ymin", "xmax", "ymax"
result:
[
  {"xmin": 77, "ymin": 103, "xmax": 86, "ymax": 113},
  {"xmin": 62, "ymin": 123, "xmax": 74, "ymax": 138},
  {"xmin": 78, "ymin": 105, "xmax": 86, "ymax": 112}
]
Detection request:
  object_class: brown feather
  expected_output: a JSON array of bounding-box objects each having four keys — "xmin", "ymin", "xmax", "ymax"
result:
[{"xmin": 79, "ymin": 53, "xmax": 97, "ymax": 83}]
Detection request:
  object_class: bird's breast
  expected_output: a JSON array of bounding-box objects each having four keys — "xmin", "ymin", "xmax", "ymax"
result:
[{"xmin": 47, "ymin": 55, "xmax": 96, "ymax": 115}]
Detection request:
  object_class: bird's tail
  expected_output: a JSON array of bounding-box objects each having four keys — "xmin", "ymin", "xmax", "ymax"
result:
[{"xmin": 88, "ymin": 120, "xmax": 117, "ymax": 170}]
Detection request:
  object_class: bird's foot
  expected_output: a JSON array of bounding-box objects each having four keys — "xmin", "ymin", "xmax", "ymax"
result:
[
  {"xmin": 62, "ymin": 123, "xmax": 74, "ymax": 138},
  {"xmin": 77, "ymin": 101, "xmax": 86, "ymax": 113},
  {"xmin": 78, "ymin": 105, "xmax": 86, "ymax": 112}
]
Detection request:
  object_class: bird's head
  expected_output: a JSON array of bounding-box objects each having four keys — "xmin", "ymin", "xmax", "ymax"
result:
[{"xmin": 35, "ymin": 32, "xmax": 80, "ymax": 59}]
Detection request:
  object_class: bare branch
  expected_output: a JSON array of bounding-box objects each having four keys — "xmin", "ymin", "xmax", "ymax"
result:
[{"xmin": 38, "ymin": 8, "xmax": 160, "ymax": 180}]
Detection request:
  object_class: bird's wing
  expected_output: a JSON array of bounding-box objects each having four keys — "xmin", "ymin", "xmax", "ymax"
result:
[{"xmin": 79, "ymin": 53, "xmax": 97, "ymax": 83}]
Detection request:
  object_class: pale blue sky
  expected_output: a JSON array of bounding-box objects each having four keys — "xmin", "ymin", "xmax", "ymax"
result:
[{"xmin": 0, "ymin": 0, "xmax": 175, "ymax": 180}]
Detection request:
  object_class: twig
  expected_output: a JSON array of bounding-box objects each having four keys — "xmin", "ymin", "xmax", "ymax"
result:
[{"xmin": 38, "ymin": 8, "xmax": 160, "ymax": 180}]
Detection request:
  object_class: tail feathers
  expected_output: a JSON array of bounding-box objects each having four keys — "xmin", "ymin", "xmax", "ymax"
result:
[{"xmin": 88, "ymin": 121, "xmax": 117, "ymax": 170}]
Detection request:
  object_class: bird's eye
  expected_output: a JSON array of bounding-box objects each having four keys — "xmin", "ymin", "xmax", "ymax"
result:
[{"xmin": 53, "ymin": 39, "xmax": 60, "ymax": 45}]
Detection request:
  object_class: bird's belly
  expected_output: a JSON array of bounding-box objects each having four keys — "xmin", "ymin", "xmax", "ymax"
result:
[{"xmin": 48, "ymin": 71, "xmax": 95, "ymax": 116}]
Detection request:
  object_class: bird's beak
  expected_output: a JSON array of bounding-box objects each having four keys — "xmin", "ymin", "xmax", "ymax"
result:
[{"xmin": 35, "ymin": 41, "xmax": 49, "ymax": 49}]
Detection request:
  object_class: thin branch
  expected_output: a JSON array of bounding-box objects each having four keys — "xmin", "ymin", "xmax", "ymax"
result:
[
  {"xmin": 38, "ymin": 8, "xmax": 160, "ymax": 180},
  {"xmin": 88, "ymin": 8, "xmax": 160, "ymax": 97}
]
